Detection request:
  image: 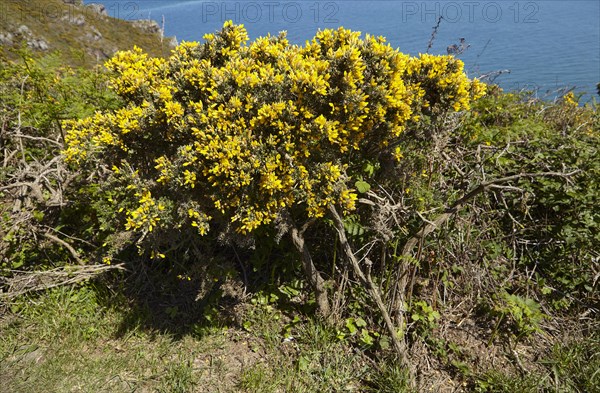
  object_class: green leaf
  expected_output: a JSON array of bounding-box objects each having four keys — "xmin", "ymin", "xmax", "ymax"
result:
[
  {"xmin": 355, "ymin": 317, "xmax": 367, "ymax": 328},
  {"xmin": 355, "ymin": 180, "xmax": 371, "ymax": 193},
  {"xmin": 297, "ymin": 355, "xmax": 310, "ymax": 371},
  {"xmin": 379, "ymin": 335, "xmax": 390, "ymax": 350},
  {"xmin": 360, "ymin": 329, "xmax": 374, "ymax": 346},
  {"xmin": 11, "ymin": 260, "xmax": 24, "ymax": 269},
  {"xmin": 363, "ymin": 162, "xmax": 376, "ymax": 177},
  {"xmin": 345, "ymin": 318, "xmax": 358, "ymax": 335},
  {"xmin": 32, "ymin": 210, "xmax": 44, "ymax": 222}
]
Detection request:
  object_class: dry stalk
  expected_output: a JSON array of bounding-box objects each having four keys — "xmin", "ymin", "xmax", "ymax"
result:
[
  {"xmin": 43, "ymin": 232, "xmax": 86, "ymax": 265},
  {"xmin": 382, "ymin": 170, "xmax": 580, "ymax": 349},
  {"xmin": 401, "ymin": 171, "xmax": 579, "ymax": 259}
]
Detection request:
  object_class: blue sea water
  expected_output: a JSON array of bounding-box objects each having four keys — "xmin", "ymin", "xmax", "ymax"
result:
[{"xmin": 88, "ymin": 0, "xmax": 599, "ymax": 101}]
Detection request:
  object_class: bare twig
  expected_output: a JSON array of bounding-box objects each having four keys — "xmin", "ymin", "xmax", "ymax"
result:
[
  {"xmin": 328, "ymin": 204, "xmax": 410, "ymax": 370},
  {"xmin": 402, "ymin": 171, "xmax": 579, "ymax": 257},
  {"xmin": 43, "ymin": 232, "xmax": 86, "ymax": 265},
  {"xmin": 426, "ymin": 16, "xmax": 443, "ymax": 53},
  {"xmin": 0, "ymin": 181, "xmax": 44, "ymax": 202},
  {"xmin": 13, "ymin": 133, "xmax": 62, "ymax": 146}
]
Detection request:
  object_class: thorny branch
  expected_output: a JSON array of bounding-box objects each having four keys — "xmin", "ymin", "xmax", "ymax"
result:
[
  {"xmin": 0, "ymin": 264, "xmax": 127, "ymax": 301},
  {"xmin": 1, "ymin": 106, "xmax": 77, "ymax": 266}
]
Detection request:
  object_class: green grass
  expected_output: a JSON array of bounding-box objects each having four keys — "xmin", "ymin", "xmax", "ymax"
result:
[
  {"xmin": 474, "ymin": 335, "xmax": 600, "ymax": 393},
  {"xmin": 2, "ymin": 281, "xmax": 597, "ymax": 392},
  {"xmin": 0, "ymin": 283, "xmax": 411, "ymax": 393},
  {"xmin": 239, "ymin": 319, "xmax": 371, "ymax": 392},
  {"xmin": 0, "ymin": 285, "xmax": 208, "ymax": 392}
]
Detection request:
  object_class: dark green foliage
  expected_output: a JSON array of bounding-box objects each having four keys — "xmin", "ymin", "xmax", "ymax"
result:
[
  {"xmin": 392, "ymin": 90, "xmax": 599, "ymax": 386},
  {"xmin": 461, "ymin": 92, "xmax": 599, "ymax": 310}
]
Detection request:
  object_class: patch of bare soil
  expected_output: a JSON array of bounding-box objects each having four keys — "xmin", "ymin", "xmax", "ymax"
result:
[
  {"xmin": 192, "ymin": 330, "xmax": 265, "ymax": 393},
  {"xmin": 410, "ymin": 313, "xmax": 577, "ymax": 392}
]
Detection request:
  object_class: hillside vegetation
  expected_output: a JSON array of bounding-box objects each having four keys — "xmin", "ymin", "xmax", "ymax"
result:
[
  {"xmin": 1, "ymin": 19, "xmax": 599, "ymax": 392},
  {"xmin": 1, "ymin": 0, "xmax": 173, "ymax": 67}
]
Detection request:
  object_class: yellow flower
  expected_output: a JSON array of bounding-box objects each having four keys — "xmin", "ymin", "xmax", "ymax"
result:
[
  {"xmin": 562, "ymin": 92, "xmax": 578, "ymax": 107},
  {"xmin": 340, "ymin": 189, "xmax": 358, "ymax": 211},
  {"xmin": 183, "ymin": 170, "xmax": 197, "ymax": 188},
  {"xmin": 64, "ymin": 22, "xmax": 486, "ymax": 236}
]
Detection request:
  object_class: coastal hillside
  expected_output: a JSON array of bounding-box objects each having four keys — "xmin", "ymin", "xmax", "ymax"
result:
[
  {"xmin": 0, "ymin": 13, "xmax": 598, "ymax": 393},
  {"xmin": 0, "ymin": 0, "xmax": 174, "ymax": 66}
]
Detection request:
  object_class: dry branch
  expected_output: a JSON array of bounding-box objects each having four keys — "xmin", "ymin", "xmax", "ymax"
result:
[
  {"xmin": 43, "ymin": 232, "xmax": 86, "ymax": 265},
  {"xmin": 0, "ymin": 263, "xmax": 127, "ymax": 301},
  {"xmin": 288, "ymin": 217, "xmax": 331, "ymax": 318},
  {"xmin": 401, "ymin": 171, "xmax": 579, "ymax": 257},
  {"xmin": 328, "ymin": 204, "xmax": 410, "ymax": 370}
]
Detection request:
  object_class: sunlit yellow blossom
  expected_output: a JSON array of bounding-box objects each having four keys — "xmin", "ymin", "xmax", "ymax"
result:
[
  {"xmin": 63, "ymin": 22, "xmax": 485, "ymax": 236},
  {"xmin": 339, "ymin": 189, "xmax": 358, "ymax": 210},
  {"xmin": 562, "ymin": 92, "xmax": 578, "ymax": 107}
]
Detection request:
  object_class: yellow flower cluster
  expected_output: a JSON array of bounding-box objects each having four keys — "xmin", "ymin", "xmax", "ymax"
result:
[
  {"xmin": 63, "ymin": 22, "xmax": 485, "ymax": 235},
  {"xmin": 104, "ymin": 46, "xmax": 166, "ymax": 98},
  {"xmin": 188, "ymin": 208, "xmax": 211, "ymax": 235},
  {"xmin": 124, "ymin": 189, "xmax": 165, "ymax": 232},
  {"xmin": 562, "ymin": 92, "xmax": 578, "ymax": 108},
  {"xmin": 407, "ymin": 53, "xmax": 486, "ymax": 113},
  {"xmin": 63, "ymin": 111, "xmax": 128, "ymax": 164}
]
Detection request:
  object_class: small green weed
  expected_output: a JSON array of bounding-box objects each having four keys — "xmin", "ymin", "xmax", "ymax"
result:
[
  {"xmin": 410, "ymin": 300, "xmax": 441, "ymax": 332},
  {"xmin": 489, "ymin": 292, "xmax": 546, "ymax": 341}
]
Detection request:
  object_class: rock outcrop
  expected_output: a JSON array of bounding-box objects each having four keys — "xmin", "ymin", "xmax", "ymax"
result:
[
  {"xmin": 130, "ymin": 19, "xmax": 162, "ymax": 35},
  {"xmin": 86, "ymin": 3, "xmax": 108, "ymax": 16}
]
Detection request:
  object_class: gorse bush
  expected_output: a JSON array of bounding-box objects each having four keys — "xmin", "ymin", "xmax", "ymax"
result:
[{"xmin": 63, "ymin": 22, "xmax": 485, "ymax": 246}]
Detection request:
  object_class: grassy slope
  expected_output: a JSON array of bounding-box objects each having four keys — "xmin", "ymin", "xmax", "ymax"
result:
[
  {"xmin": 1, "ymin": 281, "xmax": 598, "ymax": 392},
  {"xmin": 0, "ymin": 0, "xmax": 172, "ymax": 67},
  {"xmin": 0, "ymin": 284, "xmax": 383, "ymax": 393}
]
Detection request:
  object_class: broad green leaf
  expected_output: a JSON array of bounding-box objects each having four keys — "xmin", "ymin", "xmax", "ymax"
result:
[{"xmin": 355, "ymin": 180, "xmax": 371, "ymax": 193}]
